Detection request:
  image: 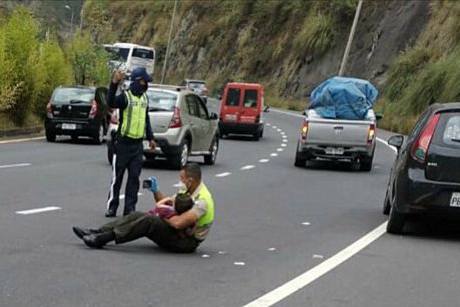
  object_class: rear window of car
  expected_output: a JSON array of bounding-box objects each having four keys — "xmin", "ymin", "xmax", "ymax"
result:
[
  {"xmin": 146, "ymin": 90, "xmax": 177, "ymax": 111},
  {"xmin": 132, "ymin": 48, "xmax": 154, "ymax": 60},
  {"xmin": 243, "ymin": 89, "xmax": 258, "ymax": 108},
  {"xmin": 225, "ymin": 88, "xmax": 240, "ymax": 106},
  {"xmin": 189, "ymin": 82, "xmax": 205, "ymax": 89},
  {"xmin": 52, "ymin": 88, "xmax": 94, "ymax": 105},
  {"xmin": 432, "ymin": 112, "xmax": 460, "ymax": 148}
]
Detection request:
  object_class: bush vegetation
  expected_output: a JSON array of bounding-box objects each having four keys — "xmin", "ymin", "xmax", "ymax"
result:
[{"xmin": 0, "ymin": 5, "xmax": 109, "ymax": 129}]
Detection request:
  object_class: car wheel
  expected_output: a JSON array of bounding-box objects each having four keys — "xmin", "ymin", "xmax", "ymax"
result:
[
  {"xmin": 359, "ymin": 154, "xmax": 374, "ymax": 172},
  {"xmin": 259, "ymin": 128, "xmax": 264, "ymax": 138},
  {"xmin": 46, "ymin": 130, "xmax": 56, "ymax": 142},
  {"xmin": 253, "ymin": 132, "xmax": 260, "ymax": 141},
  {"xmin": 294, "ymin": 141, "xmax": 307, "ymax": 167},
  {"xmin": 170, "ymin": 140, "xmax": 189, "ymax": 170},
  {"xmin": 387, "ymin": 203, "xmax": 405, "ymax": 234},
  {"xmin": 204, "ymin": 137, "xmax": 219, "ymax": 165},
  {"xmin": 383, "ymin": 191, "xmax": 391, "ymax": 215},
  {"xmin": 93, "ymin": 124, "xmax": 104, "ymax": 145},
  {"xmin": 107, "ymin": 146, "xmax": 114, "ymax": 165}
]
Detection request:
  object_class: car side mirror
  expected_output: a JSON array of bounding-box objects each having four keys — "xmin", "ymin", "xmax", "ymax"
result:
[
  {"xmin": 302, "ymin": 110, "xmax": 307, "ymax": 116},
  {"xmin": 388, "ymin": 135, "xmax": 404, "ymax": 152},
  {"xmin": 375, "ymin": 112, "xmax": 383, "ymax": 121},
  {"xmin": 263, "ymin": 106, "xmax": 270, "ymax": 113},
  {"xmin": 210, "ymin": 112, "xmax": 218, "ymax": 120}
]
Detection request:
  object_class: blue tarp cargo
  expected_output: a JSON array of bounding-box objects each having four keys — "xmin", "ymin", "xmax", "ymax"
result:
[{"xmin": 308, "ymin": 76, "xmax": 379, "ymax": 120}]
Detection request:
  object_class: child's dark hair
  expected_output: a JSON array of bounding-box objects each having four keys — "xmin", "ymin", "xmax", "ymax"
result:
[{"xmin": 175, "ymin": 193, "xmax": 194, "ymax": 214}]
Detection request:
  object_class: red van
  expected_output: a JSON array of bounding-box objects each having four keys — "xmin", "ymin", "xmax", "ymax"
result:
[{"xmin": 218, "ymin": 82, "xmax": 265, "ymax": 140}]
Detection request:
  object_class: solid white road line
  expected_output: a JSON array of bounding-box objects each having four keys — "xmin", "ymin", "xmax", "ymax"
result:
[
  {"xmin": 16, "ymin": 206, "xmax": 61, "ymax": 215},
  {"xmin": 377, "ymin": 137, "xmax": 397, "ymax": 153},
  {"xmin": 0, "ymin": 163, "xmax": 31, "ymax": 169},
  {"xmin": 216, "ymin": 172, "xmax": 231, "ymax": 177},
  {"xmin": 0, "ymin": 136, "xmax": 45, "ymax": 144},
  {"xmin": 241, "ymin": 165, "xmax": 255, "ymax": 170},
  {"xmin": 242, "ymin": 222, "xmax": 388, "ymax": 307}
]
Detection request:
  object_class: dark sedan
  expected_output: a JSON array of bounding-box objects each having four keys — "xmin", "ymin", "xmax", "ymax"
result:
[
  {"xmin": 383, "ymin": 103, "xmax": 460, "ymax": 233},
  {"xmin": 45, "ymin": 86, "xmax": 109, "ymax": 144}
]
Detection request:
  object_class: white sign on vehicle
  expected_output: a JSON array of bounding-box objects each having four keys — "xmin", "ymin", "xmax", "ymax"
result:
[
  {"xmin": 62, "ymin": 123, "xmax": 76, "ymax": 130},
  {"xmin": 325, "ymin": 147, "xmax": 344, "ymax": 155},
  {"xmin": 225, "ymin": 114, "xmax": 237, "ymax": 121},
  {"xmin": 449, "ymin": 192, "xmax": 460, "ymax": 207}
]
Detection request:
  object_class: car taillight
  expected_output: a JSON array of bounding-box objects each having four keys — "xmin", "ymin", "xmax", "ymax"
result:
[
  {"xmin": 89, "ymin": 100, "xmax": 98, "ymax": 118},
  {"xmin": 110, "ymin": 110, "xmax": 119, "ymax": 125},
  {"xmin": 46, "ymin": 101, "xmax": 53, "ymax": 118},
  {"xmin": 411, "ymin": 113, "xmax": 440, "ymax": 163},
  {"xmin": 300, "ymin": 120, "xmax": 309, "ymax": 140},
  {"xmin": 169, "ymin": 107, "xmax": 182, "ymax": 128},
  {"xmin": 367, "ymin": 123, "xmax": 376, "ymax": 144}
]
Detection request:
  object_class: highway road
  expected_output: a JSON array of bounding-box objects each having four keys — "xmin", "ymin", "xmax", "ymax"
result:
[{"xmin": 1, "ymin": 98, "xmax": 460, "ymax": 307}]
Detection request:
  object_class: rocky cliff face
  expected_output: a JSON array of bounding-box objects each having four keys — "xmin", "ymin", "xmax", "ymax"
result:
[{"xmin": 163, "ymin": 0, "xmax": 430, "ymax": 98}]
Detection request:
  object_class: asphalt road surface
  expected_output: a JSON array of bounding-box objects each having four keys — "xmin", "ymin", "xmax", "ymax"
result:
[{"xmin": 1, "ymin": 98, "xmax": 460, "ymax": 307}]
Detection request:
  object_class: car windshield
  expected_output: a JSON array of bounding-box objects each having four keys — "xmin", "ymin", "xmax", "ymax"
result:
[
  {"xmin": 52, "ymin": 88, "xmax": 94, "ymax": 105},
  {"xmin": 189, "ymin": 82, "xmax": 205, "ymax": 90},
  {"xmin": 146, "ymin": 90, "xmax": 177, "ymax": 111}
]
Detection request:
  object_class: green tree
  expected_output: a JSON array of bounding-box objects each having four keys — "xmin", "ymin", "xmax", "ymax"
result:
[
  {"xmin": 66, "ymin": 31, "xmax": 109, "ymax": 86},
  {"xmin": 30, "ymin": 34, "xmax": 72, "ymax": 116},
  {"xmin": 3, "ymin": 6, "xmax": 40, "ymax": 125}
]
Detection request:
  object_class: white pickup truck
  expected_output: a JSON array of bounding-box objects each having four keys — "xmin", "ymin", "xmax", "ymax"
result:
[{"xmin": 294, "ymin": 109, "xmax": 379, "ymax": 171}]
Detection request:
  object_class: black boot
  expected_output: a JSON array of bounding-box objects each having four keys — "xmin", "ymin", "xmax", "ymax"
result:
[
  {"xmin": 83, "ymin": 231, "xmax": 115, "ymax": 248},
  {"xmin": 105, "ymin": 209, "xmax": 116, "ymax": 218},
  {"xmin": 72, "ymin": 227, "xmax": 101, "ymax": 240}
]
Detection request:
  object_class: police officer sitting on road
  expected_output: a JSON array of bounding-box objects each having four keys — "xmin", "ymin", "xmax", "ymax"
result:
[
  {"xmin": 73, "ymin": 163, "xmax": 215, "ymax": 253},
  {"xmin": 106, "ymin": 67, "xmax": 156, "ymax": 217}
]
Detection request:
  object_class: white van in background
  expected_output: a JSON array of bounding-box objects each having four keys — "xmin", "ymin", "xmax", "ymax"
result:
[{"xmin": 104, "ymin": 42, "xmax": 156, "ymax": 78}]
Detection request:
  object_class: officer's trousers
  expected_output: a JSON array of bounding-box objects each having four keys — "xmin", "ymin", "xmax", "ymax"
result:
[
  {"xmin": 99, "ymin": 212, "xmax": 200, "ymax": 253},
  {"xmin": 107, "ymin": 139, "xmax": 143, "ymax": 215}
]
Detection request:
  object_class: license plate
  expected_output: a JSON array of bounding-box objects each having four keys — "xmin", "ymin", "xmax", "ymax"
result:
[
  {"xmin": 62, "ymin": 123, "xmax": 76, "ymax": 130},
  {"xmin": 225, "ymin": 114, "xmax": 237, "ymax": 121},
  {"xmin": 450, "ymin": 192, "xmax": 460, "ymax": 207},
  {"xmin": 325, "ymin": 147, "xmax": 344, "ymax": 155}
]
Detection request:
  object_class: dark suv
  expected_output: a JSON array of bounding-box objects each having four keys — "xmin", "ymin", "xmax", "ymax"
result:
[
  {"xmin": 45, "ymin": 86, "xmax": 109, "ymax": 144},
  {"xmin": 383, "ymin": 103, "xmax": 460, "ymax": 234}
]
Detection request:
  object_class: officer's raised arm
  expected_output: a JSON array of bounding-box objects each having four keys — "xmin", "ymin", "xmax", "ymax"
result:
[{"xmin": 107, "ymin": 71, "xmax": 128, "ymax": 109}]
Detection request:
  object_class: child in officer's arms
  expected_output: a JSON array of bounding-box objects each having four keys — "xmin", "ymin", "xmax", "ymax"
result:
[{"xmin": 144, "ymin": 176, "xmax": 196, "ymax": 237}]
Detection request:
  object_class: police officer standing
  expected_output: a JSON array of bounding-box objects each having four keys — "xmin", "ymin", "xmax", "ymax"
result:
[{"xmin": 106, "ymin": 67, "xmax": 156, "ymax": 217}]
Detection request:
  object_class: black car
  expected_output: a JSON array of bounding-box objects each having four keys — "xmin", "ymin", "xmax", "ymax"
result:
[
  {"xmin": 45, "ymin": 86, "xmax": 109, "ymax": 144},
  {"xmin": 383, "ymin": 103, "xmax": 460, "ymax": 234}
]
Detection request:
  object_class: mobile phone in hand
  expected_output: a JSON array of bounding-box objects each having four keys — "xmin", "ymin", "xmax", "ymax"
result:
[{"xmin": 142, "ymin": 179, "xmax": 152, "ymax": 189}]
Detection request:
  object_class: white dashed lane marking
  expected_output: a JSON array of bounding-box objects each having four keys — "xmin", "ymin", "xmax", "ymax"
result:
[
  {"xmin": 259, "ymin": 159, "xmax": 269, "ymax": 163},
  {"xmin": 216, "ymin": 172, "xmax": 231, "ymax": 177},
  {"xmin": 270, "ymin": 153, "xmax": 278, "ymax": 157},
  {"xmin": 241, "ymin": 165, "xmax": 255, "ymax": 170},
  {"xmin": 277, "ymin": 148, "xmax": 284, "ymax": 152},
  {"xmin": 16, "ymin": 206, "xmax": 61, "ymax": 215},
  {"xmin": 0, "ymin": 163, "xmax": 31, "ymax": 169}
]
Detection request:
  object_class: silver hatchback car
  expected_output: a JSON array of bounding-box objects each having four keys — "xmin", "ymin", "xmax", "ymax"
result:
[{"xmin": 106, "ymin": 84, "xmax": 219, "ymax": 169}]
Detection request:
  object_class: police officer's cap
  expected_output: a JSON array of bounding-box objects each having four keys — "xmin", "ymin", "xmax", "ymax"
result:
[{"xmin": 130, "ymin": 67, "xmax": 152, "ymax": 82}]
